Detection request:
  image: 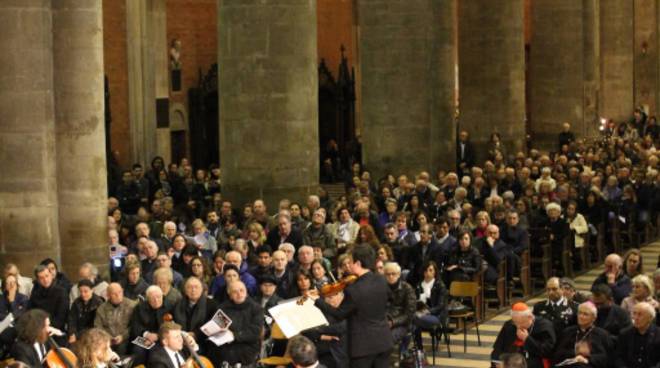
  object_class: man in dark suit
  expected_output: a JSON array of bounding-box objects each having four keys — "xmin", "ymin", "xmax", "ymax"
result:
[
  {"xmin": 311, "ymin": 244, "xmax": 394, "ymax": 368},
  {"xmin": 406, "ymin": 224, "xmax": 438, "ymax": 286},
  {"xmin": 10, "ymin": 309, "xmax": 50, "ymax": 367},
  {"xmin": 456, "ymin": 130, "xmax": 475, "ymax": 177},
  {"xmin": 131, "ymin": 286, "xmax": 172, "ymax": 365},
  {"xmin": 474, "ymin": 225, "xmax": 511, "ymax": 285},
  {"xmin": 266, "ymin": 213, "xmax": 303, "ymax": 250},
  {"xmin": 172, "ymin": 276, "xmax": 217, "ymax": 352},
  {"xmin": 147, "ymin": 321, "xmax": 198, "ymax": 368}
]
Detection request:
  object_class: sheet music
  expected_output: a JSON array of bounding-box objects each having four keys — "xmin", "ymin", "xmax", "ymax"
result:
[
  {"xmin": 268, "ymin": 298, "xmax": 328, "ymax": 338},
  {"xmin": 0, "ymin": 313, "xmax": 13, "ymax": 334}
]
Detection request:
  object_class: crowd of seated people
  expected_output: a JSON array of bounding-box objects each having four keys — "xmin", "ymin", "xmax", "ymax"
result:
[{"xmin": 3, "ymin": 109, "xmax": 660, "ymax": 367}]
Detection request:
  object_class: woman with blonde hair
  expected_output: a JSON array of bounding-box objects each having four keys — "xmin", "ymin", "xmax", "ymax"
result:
[
  {"xmin": 473, "ymin": 211, "xmax": 491, "ymax": 238},
  {"xmin": 245, "ymin": 222, "xmax": 267, "ymax": 264},
  {"xmin": 74, "ymin": 328, "xmax": 118, "ymax": 368},
  {"xmin": 621, "ymin": 274, "xmax": 659, "ymax": 316}
]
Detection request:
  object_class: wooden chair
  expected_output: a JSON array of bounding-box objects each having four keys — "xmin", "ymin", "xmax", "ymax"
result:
[
  {"xmin": 596, "ymin": 223, "xmax": 605, "ymax": 263},
  {"xmin": 578, "ymin": 230, "xmax": 591, "ymax": 271},
  {"xmin": 561, "ymin": 236, "xmax": 574, "ymax": 278},
  {"xmin": 448, "ymin": 281, "xmax": 482, "ymax": 353},
  {"xmin": 610, "ymin": 217, "xmax": 622, "ymax": 255},
  {"xmin": 485, "ymin": 260, "xmax": 507, "ymax": 309},
  {"xmin": 519, "ymin": 249, "xmax": 531, "ymax": 297}
]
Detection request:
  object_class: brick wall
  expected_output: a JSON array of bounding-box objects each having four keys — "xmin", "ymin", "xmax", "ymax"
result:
[
  {"xmin": 166, "ymin": 0, "xmax": 217, "ymax": 112},
  {"xmin": 103, "ymin": 0, "xmax": 129, "ymax": 168}
]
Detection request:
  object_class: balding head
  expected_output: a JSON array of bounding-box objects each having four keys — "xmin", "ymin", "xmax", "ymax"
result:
[
  {"xmin": 546, "ymin": 277, "xmax": 562, "ymax": 302},
  {"xmin": 225, "ymin": 251, "xmax": 242, "ymax": 268},
  {"xmin": 605, "ymin": 253, "xmax": 623, "ymax": 274},
  {"xmin": 107, "ymin": 283, "xmax": 124, "ymax": 305}
]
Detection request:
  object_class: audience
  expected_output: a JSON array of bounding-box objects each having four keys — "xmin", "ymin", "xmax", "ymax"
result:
[{"xmin": 6, "ymin": 113, "xmax": 660, "ymax": 367}]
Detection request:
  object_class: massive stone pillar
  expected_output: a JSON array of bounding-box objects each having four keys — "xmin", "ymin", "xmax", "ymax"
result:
[
  {"xmin": 459, "ymin": 0, "xmax": 525, "ymax": 161},
  {"xmin": 218, "ymin": 0, "xmax": 319, "ymax": 208},
  {"xmin": 52, "ymin": 0, "xmax": 108, "ymax": 275},
  {"xmin": 634, "ymin": 0, "xmax": 657, "ymax": 114},
  {"xmin": 0, "ymin": 1, "xmax": 62, "ymax": 274},
  {"xmin": 359, "ymin": 0, "xmax": 457, "ymax": 178},
  {"xmin": 126, "ymin": 0, "xmax": 157, "ymax": 166},
  {"xmin": 600, "ymin": 0, "xmax": 634, "ymax": 122},
  {"xmin": 529, "ymin": 0, "xmax": 601, "ymax": 149}
]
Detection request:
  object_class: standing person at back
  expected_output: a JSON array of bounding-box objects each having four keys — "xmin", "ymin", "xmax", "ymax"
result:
[{"xmin": 309, "ymin": 244, "xmax": 393, "ymax": 368}]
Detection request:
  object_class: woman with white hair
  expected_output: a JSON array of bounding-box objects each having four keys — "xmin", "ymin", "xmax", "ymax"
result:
[
  {"xmin": 621, "ymin": 274, "xmax": 659, "ymax": 316},
  {"xmin": 545, "ymin": 202, "xmax": 570, "ymax": 275},
  {"xmin": 552, "ymin": 302, "xmax": 610, "ymax": 368}
]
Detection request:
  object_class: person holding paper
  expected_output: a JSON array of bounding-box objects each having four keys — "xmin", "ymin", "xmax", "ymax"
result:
[
  {"xmin": 208, "ymin": 280, "xmax": 264, "ymax": 366},
  {"xmin": 172, "ymin": 276, "xmax": 217, "ymax": 353},
  {"xmin": 308, "ymin": 244, "xmax": 393, "ymax": 368}
]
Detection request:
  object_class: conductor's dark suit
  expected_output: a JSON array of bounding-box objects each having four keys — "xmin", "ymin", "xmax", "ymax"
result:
[{"xmin": 315, "ymin": 271, "xmax": 394, "ymax": 368}]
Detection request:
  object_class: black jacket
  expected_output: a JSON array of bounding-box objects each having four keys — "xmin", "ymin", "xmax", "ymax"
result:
[
  {"xmin": 501, "ymin": 225, "xmax": 529, "ymax": 254},
  {"xmin": 407, "ymin": 239, "xmax": 439, "ymax": 285},
  {"xmin": 491, "ymin": 317, "xmax": 556, "ymax": 368},
  {"xmin": 9, "ymin": 339, "xmax": 44, "ymax": 367},
  {"xmin": 120, "ymin": 278, "xmax": 149, "ymax": 301},
  {"xmin": 552, "ymin": 325, "xmax": 611, "ymax": 368},
  {"xmin": 209, "ymin": 298, "xmax": 264, "ymax": 365},
  {"xmin": 147, "ymin": 345, "xmax": 191, "ymax": 368},
  {"xmin": 532, "ymin": 298, "xmax": 577, "ymax": 336},
  {"xmin": 414, "ymin": 279, "xmax": 448, "ymax": 323},
  {"xmin": 315, "ymin": 271, "xmax": 394, "ymax": 359},
  {"xmin": 447, "ymin": 246, "xmax": 482, "ymax": 281},
  {"xmin": 265, "ymin": 228, "xmax": 304, "ymax": 250},
  {"xmin": 130, "ymin": 301, "xmax": 172, "ymax": 339},
  {"xmin": 68, "ymin": 294, "xmax": 104, "ymax": 337},
  {"xmin": 591, "ymin": 273, "xmax": 632, "ymax": 305},
  {"xmin": 172, "ymin": 296, "xmax": 217, "ymax": 343},
  {"xmin": 594, "ymin": 304, "xmax": 631, "ymax": 342},
  {"xmin": 28, "ymin": 283, "xmax": 69, "ymax": 331},
  {"xmin": 615, "ymin": 324, "xmax": 660, "ymax": 368},
  {"xmin": 386, "ymin": 280, "xmax": 416, "ymax": 328}
]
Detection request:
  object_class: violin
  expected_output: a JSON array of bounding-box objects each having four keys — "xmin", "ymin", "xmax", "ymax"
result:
[
  {"xmin": 45, "ymin": 335, "xmax": 78, "ymax": 368},
  {"xmin": 297, "ymin": 274, "xmax": 358, "ymax": 305},
  {"xmin": 163, "ymin": 313, "xmax": 214, "ymax": 368}
]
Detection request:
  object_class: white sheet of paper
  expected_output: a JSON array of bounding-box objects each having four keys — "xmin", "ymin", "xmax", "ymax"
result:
[
  {"xmin": 0, "ymin": 313, "xmax": 13, "ymax": 334},
  {"xmin": 268, "ymin": 298, "xmax": 328, "ymax": 338},
  {"xmin": 207, "ymin": 330, "xmax": 234, "ymax": 346}
]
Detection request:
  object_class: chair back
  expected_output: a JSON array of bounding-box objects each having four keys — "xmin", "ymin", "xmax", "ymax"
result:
[{"xmin": 449, "ymin": 281, "xmax": 479, "ymax": 298}]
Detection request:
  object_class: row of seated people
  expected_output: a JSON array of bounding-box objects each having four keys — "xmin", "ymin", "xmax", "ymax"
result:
[{"xmin": 491, "ymin": 251, "xmax": 660, "ymax": 368}]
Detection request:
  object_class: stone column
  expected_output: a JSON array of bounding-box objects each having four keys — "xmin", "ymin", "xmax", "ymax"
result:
[
  {"xmin": 583, "ymin": 0, "xmax": 601, "ymax": 139},
  {"xmin": 634, "ymin": 0, "xmax": 657, "ymax": 114},
  {"xmin": 359, "ymin": 0, "xmax": 457, "ymax": 178},
  {"xmin": 218, "ymin": 0, "xmax": 319, "ymax": 208},
  {"xmin": 459, "ymin": 0, "xmax": 526, "ymax": 162},
  {"xmin": 529, "ymin": 1, "xmax": 588, "ymax": 149},
  {"xmin": 0, "ymin": 1, "xmax": 62, "ymax": 273},
  {"xmin": 126, "ymin": 0, "xmax": 157, "ymax": 166},
  {"xmin": 600, "ymin": 0, "xmax": 634, "ymax": 122},
  {"xmin": 52, "ymin": 0, "xmax": 108, "ymax": 276}
]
